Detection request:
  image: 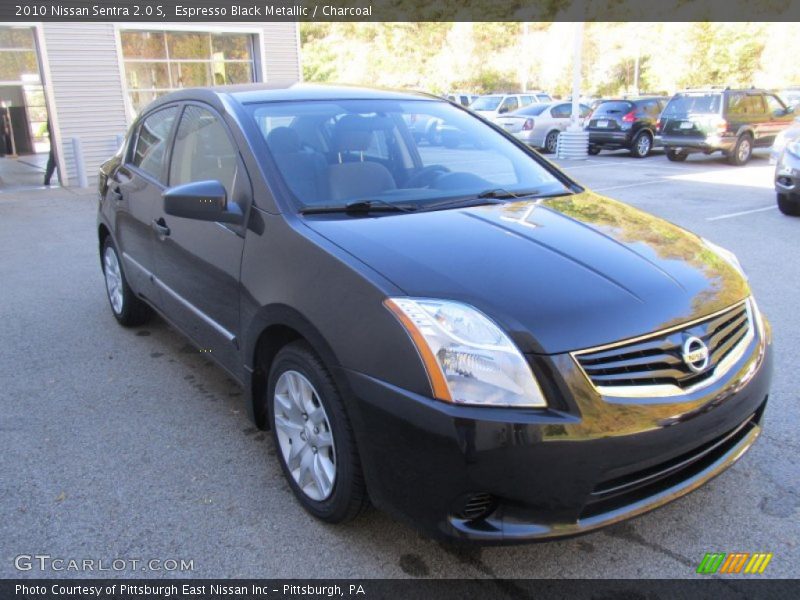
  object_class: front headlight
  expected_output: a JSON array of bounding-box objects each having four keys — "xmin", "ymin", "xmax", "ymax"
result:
[
  {"xmin": 385, "ymin": 298, "xmax": 547, "ymax": 407},
  {"xmin": 702, "ymin": 238, "xmax": 747, "ymax": 279}
]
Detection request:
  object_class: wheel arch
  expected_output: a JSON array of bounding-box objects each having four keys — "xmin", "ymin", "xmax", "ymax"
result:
[
  {"xmin": 245, "ymin": 304, "xmax": 346, "ymax": 430},
  {"xmin": 98, "ymin": 223, "xmax": 112, "ymax": 269}
]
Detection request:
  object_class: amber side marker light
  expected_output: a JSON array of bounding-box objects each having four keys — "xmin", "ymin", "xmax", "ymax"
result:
[{"xmin": 384, "ymin": 298, "xmax": 453, "ymax": 402}]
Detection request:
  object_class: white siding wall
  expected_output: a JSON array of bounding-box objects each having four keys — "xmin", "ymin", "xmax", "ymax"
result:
[
  {"xmin": 40, "ymin": 23, "xmax": 128, "ymax": 187},
  {"xmin": 40, "ymin": 22, "xmax": 300, "ymax": 187}
]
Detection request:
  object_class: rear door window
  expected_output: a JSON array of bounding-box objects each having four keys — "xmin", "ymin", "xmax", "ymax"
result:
[
  {"xmin": 728, "ymin": 93, "xmax": 766, "ymax": 117},
  {"xmin": 550, "ymin": 104, "xmax": 571, "ymax": 119},
  {"xmin": 500, "ymin": 96, "xmax": 519, "ymax": 113},
  {"xmin": 130, "ymin": 106, "xmax": 179, "ymax": 183}
]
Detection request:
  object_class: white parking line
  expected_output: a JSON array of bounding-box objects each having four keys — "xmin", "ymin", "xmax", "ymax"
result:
[
  {"xmin": 706, "ymin": 206, "xmax": 777, "ymax": 221},
  {"xmin": 593, "ymin": 179, "xmax": 668, "ymax": 192},
  {"xmin": 560, "ymin": 161, "xmax": 698, "ymax": 172}
]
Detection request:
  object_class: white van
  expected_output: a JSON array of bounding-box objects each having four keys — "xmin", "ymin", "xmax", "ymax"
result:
[{"xmin": 469, "ymin": 92, "xmax": 553, "ymax": 121}]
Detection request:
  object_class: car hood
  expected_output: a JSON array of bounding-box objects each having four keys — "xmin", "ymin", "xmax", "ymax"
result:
[{"xmin": 304, "ymin": 192, "xmax": 750, "ymax": 354}]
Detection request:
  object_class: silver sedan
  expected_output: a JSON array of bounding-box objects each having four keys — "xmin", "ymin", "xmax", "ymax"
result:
[{"xmin": 495, "ymin": 102, "xmax": 592, "ymax": 153}]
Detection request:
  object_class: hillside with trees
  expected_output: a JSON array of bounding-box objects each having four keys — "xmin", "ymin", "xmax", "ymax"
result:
[{"xmin": 299, "ymin": 22, "xmax": 799, "ymax": 96}]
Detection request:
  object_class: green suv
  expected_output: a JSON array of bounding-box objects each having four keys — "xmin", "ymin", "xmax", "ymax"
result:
[{"xmin": 658, "ymin": 88, "xmax": 795, "ymax": 166}]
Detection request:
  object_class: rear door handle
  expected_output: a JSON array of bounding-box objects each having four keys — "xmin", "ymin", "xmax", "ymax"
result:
[{"xmin": 152, "ymin": 218, "xmax": 170, "ymax": 237}]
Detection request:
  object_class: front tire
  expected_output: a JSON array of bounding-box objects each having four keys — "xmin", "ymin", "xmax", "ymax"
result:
[
  {"xmin": 588, "ymin": 146, "xmax": 601, "ymax": 156},
  {"xmin": 728, "ymin": 134, "xmax": 753, "ymax": 166},
  {"xmin": 267, "ymin": 341, "xmax": 368, "ymax": 523},
  {"xmin": 778, "ymin": 193, "xmax": 800, "ymax": 216},
  {"xmin": 630, "ymin": 131, "xmax": 653, "ymax": 158},
  {"xmin": 101, "ymin": 237, "xmax": 151, "ymax": 326}
]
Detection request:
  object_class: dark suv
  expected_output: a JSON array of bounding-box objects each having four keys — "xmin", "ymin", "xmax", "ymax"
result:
[
  {"xmin": 97, "ymin": 84, "xmax": 771, "ymax": 543},
  {"xmin": 585, "ymin": 97, "xmax": 667, "ymax": 157},
  {"xmin": 659, "ymin": 88, "xmax": 795, "ymax": 165}
]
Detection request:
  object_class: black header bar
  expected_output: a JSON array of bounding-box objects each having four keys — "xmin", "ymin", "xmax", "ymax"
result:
[{"xmin": 0, "ymin": 0, "xmax": 798, "ymax": 22}]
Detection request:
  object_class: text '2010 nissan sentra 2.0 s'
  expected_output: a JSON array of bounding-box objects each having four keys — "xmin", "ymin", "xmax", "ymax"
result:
[{"xmin": 97, "ymin": 84, "xmax": 772, "ymax": 543}]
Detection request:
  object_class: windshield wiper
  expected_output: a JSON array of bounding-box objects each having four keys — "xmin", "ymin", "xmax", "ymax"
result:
[
  {"xmin": 300, "ymin": 199, "xmax": 417, "ymax": 215},
  {"xmin": 416, "ymin": 188, "xmax": 572, "ymax": 213},
  {"xmin": 477, "ymin": 188, "xmax": 542, "ymax": 200}
]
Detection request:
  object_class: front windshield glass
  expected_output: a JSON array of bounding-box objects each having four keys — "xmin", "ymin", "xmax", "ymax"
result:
[
  {"xmin": 248, "ymin": 99, "xmax": 568, "ymax": 211},
  {"xmin": 469, "ymin": 96, "xmax": 503, "ymax": 111}
]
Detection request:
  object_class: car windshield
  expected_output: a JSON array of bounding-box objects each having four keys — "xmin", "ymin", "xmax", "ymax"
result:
[
  {"xmin": 470, "ymin": 96, "xmax": 503, "ymax": 111},
  {"xmin": 512, "ymin": 104, "xmax": 549, "ymax": 116},
  {"xmin": 593, "ymin": 101, "xmax": 633, "ymax": 115},
  {"xmin": 662, "ymin": 94, "xmax": 722, "ymax": 116},
  {"xmin": 248, "ymin": 99, "xmax": 569, "ymax": 211}
]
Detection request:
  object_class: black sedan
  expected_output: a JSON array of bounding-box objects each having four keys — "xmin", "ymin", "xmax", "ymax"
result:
[{"xmin": 97, "ymin": 84, "xmax": 772, "ymax": 542}]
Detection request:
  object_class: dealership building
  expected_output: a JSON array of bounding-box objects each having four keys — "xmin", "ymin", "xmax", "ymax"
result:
[{"xmin": 0, "ymin": 22, "xmax": 301, "ymax": 186}]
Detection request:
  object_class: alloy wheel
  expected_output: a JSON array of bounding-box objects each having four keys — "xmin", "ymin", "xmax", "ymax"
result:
[
  {"xmin": 738, "ymin": 138, "xmax": 751, "ymax": 163},
  {"xmin": 636, "ymin": 134, "xmax": 651, "ymax": 156},
  {"xmin": 546, "ymin": 131, "xmax": 559, "ymax": 153},
  {"xmin": 273, "ymin": 370, "xmax": 336, "ymax": 501},
  {"xmin": 103, "ymin": 246, "xmax": 124, "ymax": 315}
]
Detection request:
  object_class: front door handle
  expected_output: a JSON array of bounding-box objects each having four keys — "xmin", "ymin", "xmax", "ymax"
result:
[
  {"xmin": 152, "ymin": 218, "xmax": 170, "ymax": 237},
  {"xmin": 108, "ymin": 186, "xmax": 123, "ymax": 201}
]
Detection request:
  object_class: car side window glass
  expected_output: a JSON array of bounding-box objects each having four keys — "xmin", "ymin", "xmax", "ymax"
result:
[
  {"xmin": 169, "ymin": 105, "xmax": 238, "ymax": 199},
  {"xmin": 502, "ymin": 97, "xmax": 519, "ymax": 113},
  {"xmin": 765, "ymin": 94, "xmax": 785, "ymax": 116},
  {"xmin": 131, "ymin": 106, "xmax": 178, "ymax": 183},
  {"xmin": 551, "ymin": 104, "xmax": 569, "ymax": 119}
]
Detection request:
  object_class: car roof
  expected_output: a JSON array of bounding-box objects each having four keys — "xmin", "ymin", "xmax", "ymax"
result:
[{"xmin": 140, "ymin": 83, "xmax": 443, "ymax": 114}]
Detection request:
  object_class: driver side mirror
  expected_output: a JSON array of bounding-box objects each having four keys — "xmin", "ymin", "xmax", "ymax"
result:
[{"xmin": 163, "ymin": 180, "xmax": 242, "ymax": 224}]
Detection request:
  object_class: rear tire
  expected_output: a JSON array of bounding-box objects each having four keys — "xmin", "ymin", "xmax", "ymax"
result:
[
  {"xmin": 101, "ymin": 237, "xmax": 151, "ymax": 327},
  {"xmin": 630, "ymin": 131, "xmax": 653, "ymax": 158},
  {"xmin": 587, "ymin": 146, "xmax": 601, "ymax": 156},
  {"xmin": 666, "ymin": 148, "xmax": 688, "ymax": 162},
  {"xmin": 777, "ymin": 193, "xmax": 800, "ymax": 216},
  {"xmin": 543, "ymin": 130, "xmax": 559, "ymax": 154},
  {"xmin": 267, "ymin": 341, "xmax": 368, "ymax": 523},
  {"xmin": 728, "ymin": 134, "xmax": 753, "ymax": 166}
]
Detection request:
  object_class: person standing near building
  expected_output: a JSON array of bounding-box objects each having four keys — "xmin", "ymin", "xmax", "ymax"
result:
[{"xmin": 44, "ymin": 119, "xmax": 57, "ymax": 186}]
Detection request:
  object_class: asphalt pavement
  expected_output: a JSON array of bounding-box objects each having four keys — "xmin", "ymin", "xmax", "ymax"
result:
[{"xmin": 0, "ymin": 148, "xmax": 797, "ymax": 580}]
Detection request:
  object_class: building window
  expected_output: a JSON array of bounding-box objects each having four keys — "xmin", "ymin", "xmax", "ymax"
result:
[
  {"xmin": 120, "ymin": 30, "xmax": 256, "ymax": 116},
  {"xmin": 0, "ymin": 26, "xmax": 49, "ymax": 153}
]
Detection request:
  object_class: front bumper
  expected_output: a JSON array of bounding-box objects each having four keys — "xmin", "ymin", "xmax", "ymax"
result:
[
  {"xmin": 342, "ymin": 317, "xmax": 772, "ymax": 543},
  {"xmin": 775, "ymin": 150, "xmax": 800, "ymax": 195}
]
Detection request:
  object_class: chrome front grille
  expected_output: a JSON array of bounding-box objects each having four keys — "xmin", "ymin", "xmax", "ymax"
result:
[{"xmin": 574, "ymin": 299, "xmax": 754, "ymax": 397}]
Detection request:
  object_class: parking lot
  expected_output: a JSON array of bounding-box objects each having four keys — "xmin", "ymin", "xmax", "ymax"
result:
[{"xmin": 1, "ymin": 147, "xmax": 797, "ymax": 580}]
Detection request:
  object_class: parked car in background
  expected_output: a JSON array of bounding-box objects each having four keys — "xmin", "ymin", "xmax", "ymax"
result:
[
  {"xmin": 777, "ymin": 87, "xmax": 800, "ymax": 110},
  {"xmin": 469, "ymin": 93, "xmax": 545, "ymax": 121},
  {"xmin": 585, "ymin": 97, "xmax": 667, "ymax": 158},
  {"xmin": 446, "ymin": 93, "xmax": 479, "ymax": 107},
  {"xmin": 658, "ymin": 88, "xmax": 795, "ymax": 165},
  {"xmin": 495, "ymin": 101, "xmax": 592, "ymax": 153},
  {"xmin": 406, "ymin": 113, "xmax": 442, "ymax": 145},
  {"xmin": 771, "ymin": 118, "xmax": 800, "ymax": 215}
]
